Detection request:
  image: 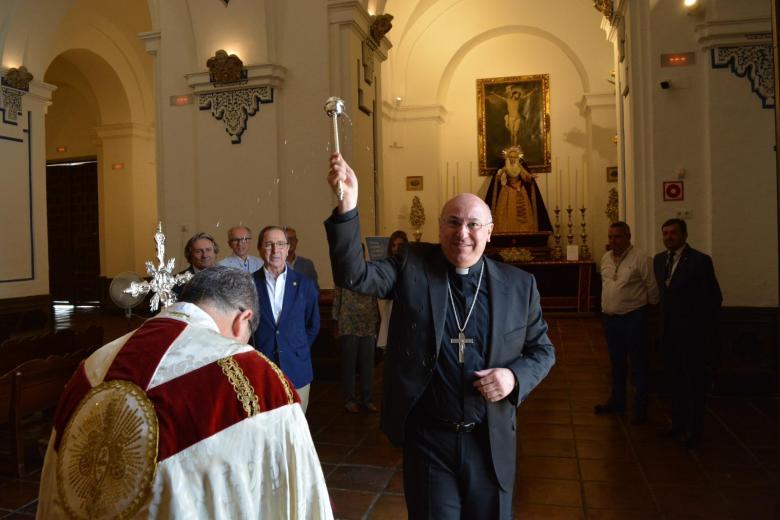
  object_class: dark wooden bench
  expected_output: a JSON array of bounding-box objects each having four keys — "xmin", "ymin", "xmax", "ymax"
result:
[{"xmin": 8, "ymin": 353, "xmax": 86, "ymax": 476}]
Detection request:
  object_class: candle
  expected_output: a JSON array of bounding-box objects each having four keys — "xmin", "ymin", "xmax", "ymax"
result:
[
  {"xmin": 574, "ymin": 168, "xmax": 578, "ymax": 209},
  {"xmin": 567, "ymin": 157, "xmax": 571, "ymax": 207},
  {"xmin": 552, "ymin": 157, "xmax": 556, "ymax": 206},
  {"xmin": 583, "ymin": 162, "xmax": 590, "ymax": 205},
  {"xmin": 446, "ymin": 162, "xmax": 449, "ymax": 198},
  {"xmin": 545, "ymin": 169, "xmax": 549, "ymax": 200},
  {"xmin": 582, "ymin": 157, "xmax": 587, "ymax": 209}
]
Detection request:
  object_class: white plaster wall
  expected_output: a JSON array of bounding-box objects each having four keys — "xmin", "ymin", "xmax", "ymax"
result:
[
  {"xmin": 381, "ymin": 112, "xmax": 442, "ymax": 239},
  {"xmin": 0, "ymin": 84, "xmax": 54, "ymax": 299},
  {"xmin": 276, "ymin": 0, "xmax": 332, "ymax": 285},
  {"xmin": 153, "ymin": 0, "xmax": 199, "ymax": 265},
  {"xmin": 44, "ymin": 81, "xmax": 99, "ymax": 159},
  {"xmin": 637, "ymin": 1, "xmax": 778, "ymax": 306},
  {"xmin": 708, "ymin": 62, "xmax": 777, "ymax": 307},
  {"xmin": 649, "ymin": 0, "xmax": 710, "ymax": 250},
  {"xmin": 186, "ymin": 0, "xmax": 269, "ymax": 66}
]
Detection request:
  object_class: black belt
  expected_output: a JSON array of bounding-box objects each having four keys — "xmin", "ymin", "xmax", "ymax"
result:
[{"xmin": 427, "ymin": 418, "xmax": 479, "ymax": 433}]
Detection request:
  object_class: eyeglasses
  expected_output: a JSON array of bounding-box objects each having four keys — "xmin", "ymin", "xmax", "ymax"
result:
[
  {"xmin": 229, "ymin": 237, "xmax": 252, "ymax": 243},
  {"xmin": 262, "ymin": 241, "xmax": 289, "ymax": 250},
  {"xmin": 442, "ymin": 218, "xmax": 493, "ymax": 232}
]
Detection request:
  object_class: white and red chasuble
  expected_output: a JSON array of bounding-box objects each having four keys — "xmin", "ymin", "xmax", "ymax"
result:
[{"xmin": 36, "ymin": 302, "xmax": 333, "ymax": 519}]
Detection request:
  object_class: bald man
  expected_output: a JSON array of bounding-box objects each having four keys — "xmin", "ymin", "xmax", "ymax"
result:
[{"xmin": 325, "ymin": 154, "xmax": 555, "ymax": 519}]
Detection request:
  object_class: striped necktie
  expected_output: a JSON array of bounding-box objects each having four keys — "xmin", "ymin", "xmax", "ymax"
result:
[{"xmin": 664, "ymin": 251, "xmax": 675, "ymax": 286}]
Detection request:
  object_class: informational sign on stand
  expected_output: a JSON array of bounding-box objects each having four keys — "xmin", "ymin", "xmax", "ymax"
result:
[{"xmin": 365, "ymin": 236, "xmax": 389, "ymax": 261}]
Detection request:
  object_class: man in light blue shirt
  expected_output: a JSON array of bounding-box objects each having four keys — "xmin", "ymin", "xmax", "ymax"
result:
[
  {"xmin": 219, "ymin": 225, "xmax": 263, "ymax": 273},
  {"xmin": 252, "ymin": 226, "xmax": 320, "ymax": 413}
]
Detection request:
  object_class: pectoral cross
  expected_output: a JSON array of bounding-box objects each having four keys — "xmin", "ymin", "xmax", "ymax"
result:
[{"xmin": 450, "ymin": 332, "xmax": 474, "ymax": 364}]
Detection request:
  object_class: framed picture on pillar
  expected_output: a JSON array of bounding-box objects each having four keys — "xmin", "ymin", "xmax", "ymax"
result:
[{"xmin": 477, "ymin": 74, "xmax": 551, "ymax": 176}]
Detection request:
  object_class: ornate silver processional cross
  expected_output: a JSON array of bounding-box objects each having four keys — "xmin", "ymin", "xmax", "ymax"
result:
[{"xmin": 124, "ymin": 222, "xmax": 193, "ymax": 312}]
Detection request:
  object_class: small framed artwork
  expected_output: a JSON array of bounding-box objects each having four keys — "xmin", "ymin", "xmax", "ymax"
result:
[
  {"xmin": 606, "ymin": 166, "xmax": 618, "ymax": 182},
  {"xmin": 663, "ymin": 181, "xmax": 684, "ymax": 201},
  {"xmin": 406, "ymin": 176, "xmax": 423, "ymax": 191}
]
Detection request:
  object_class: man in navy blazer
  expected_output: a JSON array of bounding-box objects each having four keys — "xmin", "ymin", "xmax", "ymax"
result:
[
  {"xmin": 325, "ymin": 154, "xmax": 555, "ymax": 519},
  {"xmin": 653, "ymin": 218, "xmax": 721, "ymax": 448},
  {"xmin": 252, "ymin": 225, "xmax": 320, "ymax": 413}
]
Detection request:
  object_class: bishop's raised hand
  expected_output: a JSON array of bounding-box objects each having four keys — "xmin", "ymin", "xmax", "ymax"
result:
[{"xmin": 328, "ymin": 153, "xmax": 358, "ymax": 214}]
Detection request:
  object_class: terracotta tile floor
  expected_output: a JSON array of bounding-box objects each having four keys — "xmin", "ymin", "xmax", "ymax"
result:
[{"xmin": 1, "ymin": 310, "xmax": 777, "ymax": 518}]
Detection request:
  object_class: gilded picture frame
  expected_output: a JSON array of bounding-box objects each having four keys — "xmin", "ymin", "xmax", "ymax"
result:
[
  {"xmin": 406, "ymin": 176, "xmax": 423, "ymax": 191},
  {"xmin": 477, "ymin": 74, "xmax": 551, "ymax": 176}
]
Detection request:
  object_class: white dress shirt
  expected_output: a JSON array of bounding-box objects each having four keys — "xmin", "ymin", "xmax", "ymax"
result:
[
  {"xmin": 219, "ymin": 254, "xmax": 263, "ymax": 273},
  {"xmin": 600, "ymin": 246, "xmax": 659, "ymax": 315},
  {"xmin": 263, "ymin": 266, "xmax": 288, "ymax": 324}
]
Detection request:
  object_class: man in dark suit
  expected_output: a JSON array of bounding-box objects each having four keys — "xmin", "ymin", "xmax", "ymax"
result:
[
  {"xmin": 252, "ymin": 225, "xmax": 320, "ymax": 413},
  {"xmin": 325, "ymin": 154, "xmax": 555, "ymax": 519},
  {"xmin": 653, "ymin": 218, "xmax": 722, "ymax": 448},
  {"xmin": 182, "ymin": 232, "xmax": 219, "ymax": 274},
  {"xmin": 174, "ymin": 232, "xmax": 219, "ymax": 297},
  {"xmin": 285, "ymin": 227, "xmax": 320, "ymax": 288}
]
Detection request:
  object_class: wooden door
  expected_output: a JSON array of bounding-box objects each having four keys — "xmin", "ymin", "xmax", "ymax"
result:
[{"xmin": 46, "ymin": 160, "xmax": 100, "ymax": 303}]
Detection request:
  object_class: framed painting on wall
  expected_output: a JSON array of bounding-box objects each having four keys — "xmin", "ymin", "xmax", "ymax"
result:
[
  {"xmin": 477, "ymin": 74, "xmax": 551, "ymax": 176},
  {"xmin": 406, "ymin": 176, "xmax": 423, "ymax": 190}
]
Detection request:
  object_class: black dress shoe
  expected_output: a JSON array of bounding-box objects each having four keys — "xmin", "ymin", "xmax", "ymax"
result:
[{"xmin": 594, "ymin": 403, "xmax": 625, "ymax": 415}]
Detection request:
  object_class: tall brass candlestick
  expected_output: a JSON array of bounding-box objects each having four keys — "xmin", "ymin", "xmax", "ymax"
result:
[
  {"xmin": 551, "ymin": 206, "xmax": 563, "ymax": 260},
  {"xmin": 579, "ymin": 206, "xmax": 592, "ymax": 260},
  {"xmin": 566, "ymin": 205, "xmax": 575, "ymax": 246}
]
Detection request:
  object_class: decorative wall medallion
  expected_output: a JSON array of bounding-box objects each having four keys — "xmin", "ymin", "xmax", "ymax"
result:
[
  {"xmin": 207, "ymin": 50, "xmax": 246, "ymax": 85},
  {"xmin": 199, "ymin": 86, "xmax": 273, "ymax": 143},
  {"xmin": 2, "ymin": 66, "xmax": 33, "ymax": 90},
  {"xmin": 369, "ymin": 14, "xmax": 393, "ymax": 44},
  {"xmin": 593, "ymin": 0, "xmax": 615, "ymax": 25},
  {"xmin": 711, "ymin": 45, "xmax": 775, "ymax": 108}
]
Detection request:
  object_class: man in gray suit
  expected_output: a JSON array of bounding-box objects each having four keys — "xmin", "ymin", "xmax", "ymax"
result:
[
  {"xmin": 285, "ymin": 227, "xmax": 319, "ymax": 288},
  {"xmin": 325, "ymin": 153, "xmax": 555, "ymax": 519}
]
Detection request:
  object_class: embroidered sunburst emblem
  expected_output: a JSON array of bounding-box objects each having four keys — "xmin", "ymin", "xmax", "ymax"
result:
[{"xmin": 57, "ymin": 380, "xmax": 158, "ymax": 519}]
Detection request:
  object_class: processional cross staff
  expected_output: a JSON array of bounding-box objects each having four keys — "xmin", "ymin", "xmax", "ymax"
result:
[{"xmin": 124, "ymin": 222, "xmax": 193, "ymax": 312}]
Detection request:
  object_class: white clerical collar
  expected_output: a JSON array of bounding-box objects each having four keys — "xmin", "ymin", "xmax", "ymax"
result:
[
  {"xmin": 157, "ymin": 301, "xmax": 220, "ymax": 333},
  {"xmin": 453, "ymin": 259, "xmax": 483, "ymax": 276}
]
